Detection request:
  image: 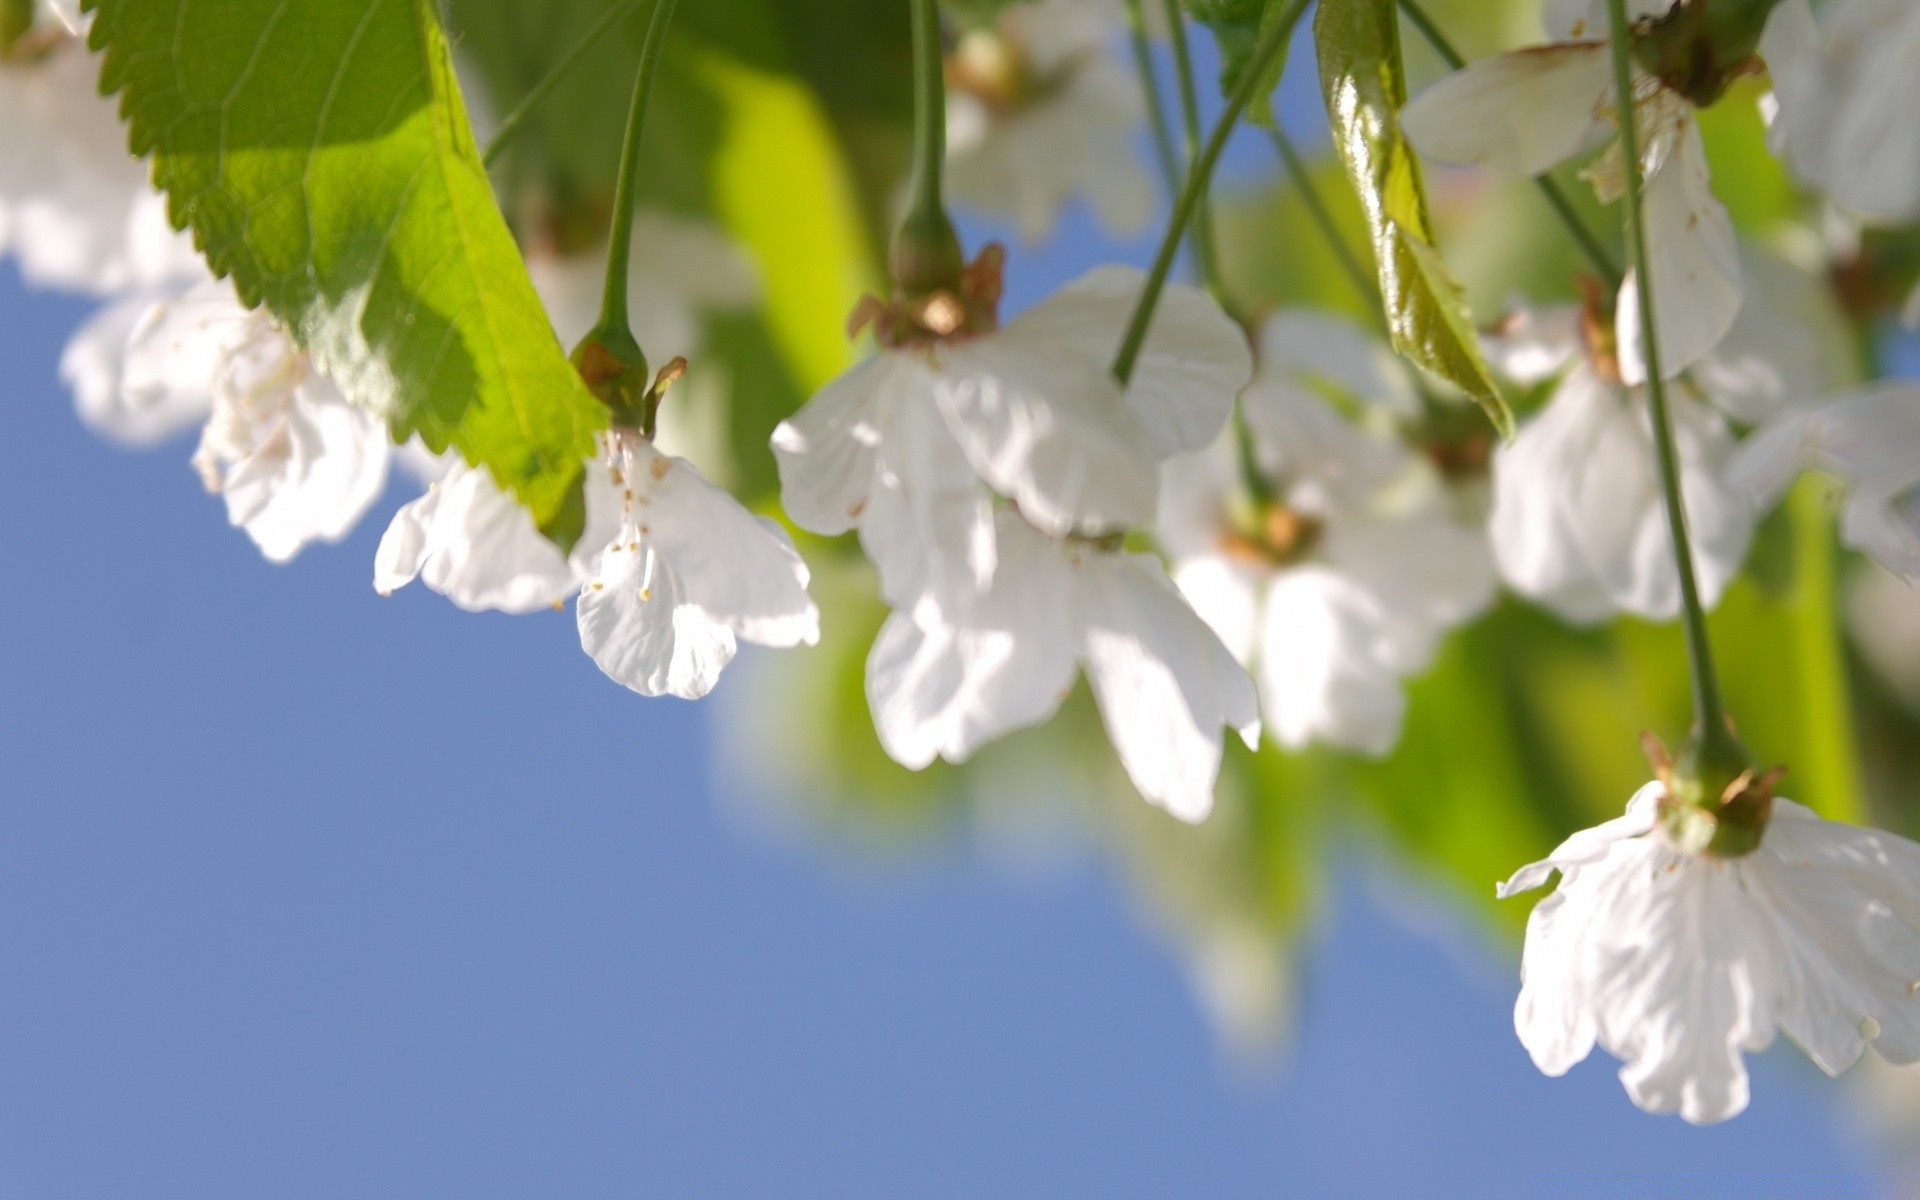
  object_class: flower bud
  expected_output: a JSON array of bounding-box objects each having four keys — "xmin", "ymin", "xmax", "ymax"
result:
[
  {"xmin": 1631, "ymin": 0, "xmax": 1782, "ymax": 109},
  {"xmin": 570, "ymin": 323, "xmax": 651, "ymax": 432},
  {"xmin": 1644, "ymin": 724, "xmax": 1781, "ymax": 858}
]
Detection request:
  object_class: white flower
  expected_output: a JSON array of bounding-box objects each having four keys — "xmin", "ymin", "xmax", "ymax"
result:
[
  {"xmin": 773, "ymin": 264, "xmax": 1249, "ymax": 615},
  {"xmin": 380, "ymin": 430, "xmax": 818, "ymax": 700},
  {"xmin": 1502, "ymin": 783, "xmax": 1920, "ymax": 1125},
  {"xmin": 63, "ymin": 277, "xmax": 390, "ymax": 562},
  {"xmin": 944, "ymin": 0, "xmax": 1156, "ymax": 241},
  {"xmin": 577, "ymin": 432, "xmax": 819, "ymax": 700},
  {"xmin": 1158, "ymin": 312, "xmax": 1494, "ymax": 755},
  {"xmin": 0, "ymin": 36, "xmax": 200, "ymax": 293},
  {"xmin": 526, "ymin": 212, "xmax": 757, "ymax": 362},
  {"xmin": 867, "ymin": 511, "xmax": 1258, "ymax": 822},
  {"xmin": 1762, "ymin": 0, "xmax": 1920, "ymax": 222},
  {"xmin": 1732, "ymin": 384, "xmax": 1920, "ymax": 583},
  {"xmin": 1401, "ymin": 18, "xmax": 1742, "ymax": 383},
  {"xmin": 1479, "ymin": 289, "xmax": 1803, "ymax": 623}
]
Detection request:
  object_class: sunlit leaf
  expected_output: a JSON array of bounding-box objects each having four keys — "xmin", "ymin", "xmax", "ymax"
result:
[{"xmin": 1313, "ymin": 0, "xmax": 1512, "ymax": 438}]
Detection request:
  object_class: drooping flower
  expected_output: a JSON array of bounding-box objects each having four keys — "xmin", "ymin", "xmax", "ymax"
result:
[
  {"xmin": 0, "ymin": 29, "xmax": 200, "ymax": 294},
  {"xmin": 943, "ymin": 0, "xmax": 1157, "ymax": 241},
  {"xmin": 867, "ymin": 510, "xmax": 1258, "ymax": 822},
  {"xmin": 1158, "ymin": 311, "xmax": 1494, "ymax": 755},
  {"xmin": 1475, "ymin": 255, "xmax": 1846, "ymax": 624},
  {"xmin": 773, "ymin": 256, "xmax": 1250, "ymax": 617},
  {"xmin": 1762, "ymin": 0, "xmax": 1920, "ymax": 222},
  {"xmin": 1732, "ymin": 383, "xmax": 1920, "ymax": 584},
  {"xmin": 63, "ymin": 277, "xmax": 391, "ymax": 562},
  {"xmin": 1503, "ymin": 779, "xmax": 1920, "ymax": 1125},
  {"xmin": 1401, "ymin": 3, "xmax": 1742, "ymax": 383},
  {"xmin": 379, "ymin": 426, "xmax": 819, "ymax": 700}
]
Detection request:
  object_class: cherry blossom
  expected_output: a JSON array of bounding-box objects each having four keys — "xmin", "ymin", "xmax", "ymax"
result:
[
  {"xmin": 1401, "ymin": 6, "xmax": 1741, "ymax": 383},
  {"xmin": 0, "ymin": 29, "xmax": 200, "ymax": 294},
  {"xmin": 1158, "ymin": 311, "xmax": 1493, "ymax": 755},
  {"xmin": 63, "ymin": 277, "xmax": 391, "ymax": 563},
  {"xmin": 379, "ymin": 429, "xmax": 818, "ymax": 700},
  {"xmin": 1503, "ymin": 782, "xmax": 1920, "ymax": 1125},
  {"xmin": 944, "ymin": 0, "xmax": 1156, "ymax": 241},
  {"xmin": 867, "ymin": 510, "xmax": 1258, "ymax": 822}
]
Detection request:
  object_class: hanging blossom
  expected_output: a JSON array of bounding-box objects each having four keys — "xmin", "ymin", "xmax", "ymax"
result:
[
  {"xmin": 379, "ymin": 417, "xmax": 818, "ymax": 700},
  {"xmin": 944, "ymin": 0, "xmax": 1157, "ymax": 242},
  {"xmin": 1476, "ymin": 245, "xmax": 1840, "ymax": 624},
  {"xmin": 1157, "ymin": 311, "xmax": 1494, "ymax": 755},
  {"xmin": 1503, "ymin": 768, "xmax": 1920, "ymax": 1125},
  {"xmin": 61, "ymin": 277, "xmax": 392, "ymax": 563},
  {"xmin": 774, "ymin": 252, "xmax": 1257, "ymax": 819},
  {"xmin": 1732, "ymin": 383, "xmax": 1920, "ymax": 585},
  {"xmin": 0, "ymin": 9, "xmax": 201, "ymax": 294},
  {"xmin": 1401, "ymin": 0, "xmax": 1741, "ymax": 385},
  {"xmin": 1761, "ymin": 0, "xmax": 1920, "ymax": 223}
]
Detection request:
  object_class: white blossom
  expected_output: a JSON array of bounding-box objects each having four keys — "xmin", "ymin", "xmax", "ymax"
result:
[
  {"xmin": 1503, "ymin": 783, "xmax": 1920, "ymax": 1125},
  {"xmin": 379, "ymin": 430, "xmax": 818, "ymax": 699},
  {"xmin": 1762, "ymin": 0, "xmax": 1920, "ymax": 222},
  {"xmin": 0, "ymin": 35, "xmax": 200, "ymax": 294},
  {"xmin": 1733, "ymin": 384, "xmax": 1920, "ymax": 583},
  {"xmin": 1158, "ymin": 312, "xmax": 1493, "ymax": 755},
  {"xmin": 944, "ymin": 0, "xmax": 1157, "ymax": 241},
  {"xmin": 773, "ymin": 264, "xmax": 1249, "ymax": 616},
  {"xmin": 64, "ymin": 277, "xmax": 390, "ymax": 563},
  {"xmin": 867, "ymin": 511, "xmax": 1258, "ymax": 823},
  {"xmin": 1401, "ymin": 19, "xmax": 1741, "ymax": 383}
]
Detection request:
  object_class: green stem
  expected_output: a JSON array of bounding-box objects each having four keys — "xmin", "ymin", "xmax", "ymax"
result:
[
  {"xmin": 1161, "ymin": 0, "xmax": 1226, "ymax": 306},
  {"xmin": 1123, "ymin": 0, "xmax": 1182, "ymax": 196},
  {"xmin": 1397, "ymin": 0, "xmax": 1623, "ymax": 291},
  {"xmin": 1267, "ymin": 126, "xmax": 1383, "ymax": 323},
  {"xmin": 597, "ymin": 0, "xmax": 679, "ymax": 335},
  {"xmin": 894, "ymin": 0, "xmax": 964, "ymax": 295},
  {"xmin": 1113, "ymin": 0, "xmax": 1310, "ymax": 386},
  {"xmin": 482, "ymin": 0, "xmax": 648, "ymax": 169},
  {"xmin": 1605, "ymin": 0, "xmax": 1731, "ymax": 747}
]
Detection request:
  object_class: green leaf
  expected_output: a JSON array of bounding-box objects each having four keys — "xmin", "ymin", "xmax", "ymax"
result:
[
  {"xmin": 1313, "ymin": 0, "xmax": 1513, "ymax": 439},
  {"xmin": 2, "ymin": 0, "xmax": 33, "ymax": 54},
  {"xmin": 89, "ymin": 0, "xmax": 607, "ymax": 544},
  {"xmin": 1183, "ymin": 0, "xmax": 1293, "ymax": 125}
]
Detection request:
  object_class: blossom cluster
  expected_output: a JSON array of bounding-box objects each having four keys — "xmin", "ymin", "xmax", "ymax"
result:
[{"xmin": 5, "ymin": 0, "xmax": 1920, "ymax": 1131}]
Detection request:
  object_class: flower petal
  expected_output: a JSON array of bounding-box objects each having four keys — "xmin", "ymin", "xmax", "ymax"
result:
[
  {"xmin": 1256, "ymin": 566, "xmax": 1405, "ymax": 756},
  {"xmin": 1616, "ymin": 121, "xmax": 1743, "ymax": 385},
  {"xmin": 578, "ymin": 536, "xmax": 737, "ymax": 700},
  {"xmin": 773, "ymin": 351, "xmax": 918, "ymax": 536},
  {"xmin": 1401, "ymin": 42, "xmax": 1613, "ymax": 178}
]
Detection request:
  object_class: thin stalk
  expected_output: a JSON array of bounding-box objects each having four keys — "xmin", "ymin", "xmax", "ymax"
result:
[
  {"xmin": 893, "ymin": 0, "xmax": 964, "ymax": 294},
  {"xmin": 1396, "ymin": 0, "xmax": 1623, "ymax": 291},
  {"xmin": 1267, "ymin": 126, "xmax": 1382, "ymax": 322},
  {"xmin": 1160, "ymin": 0, "xmax": 1226, "ymax": 305},
  {"xmin": 482, "ymin": 0, "xmax": 647, "ymax": 168},
  {"xmin": 597, "ymin": 0, "xmax": 678, "ymax": 334},
  {"xmin": 1605, "ymin": 0, "xmax": 1730, "ymax": 742},
  {"xmin": 1113, "ymin": 0, "xmax": 1311, "ymax": 385},
  {"xmin": 1123, "ymin": 0, "xmax": 1182, "ymax": 196}
]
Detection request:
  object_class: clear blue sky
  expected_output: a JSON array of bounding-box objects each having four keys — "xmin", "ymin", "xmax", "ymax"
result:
[{"xmin": 0, "ymin": 31, "xmax": 1904, "ymax": 1194}]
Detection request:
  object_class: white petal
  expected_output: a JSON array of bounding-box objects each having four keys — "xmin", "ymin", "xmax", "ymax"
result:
[
  {"xmin": 633, "ymin": 444, "xmax": 819, "ymax": 649},
  {"xmin": 1400, "ymin": 43, "xmax": 1614, "ymax": 178},
  {"xmin": 1257, "ymin": 309, "xmax": 1419, "ymax": 416},
  {"xmin": 935, "ymin": 334, "xmax": 1162, "ymax": 535},
  {"xmin": 1691, "ymin": 246, "xmax": 1850, "ymax": 425},
  {"xmin": 61, "ymin": 288, "xmax": 213, "ymax": 445},
  {"xmin": 1480, "ymin": 305, "xmax": 1583, "ymax": 386},
  {"xmin": 1498, "ymin": 782, "xmax": 1663, "ymax": 898},
  {"xmin": 772, "ymin": 352, "xmax": 915, "ymax": 536},
  {"xmin": 578, "ymin": 536, "xmax": 737, "ymax": 700},
  {"xmin": 1078, "ymin": 549, "xmax": 1260, "ymax": 822},
  {"xmin": 1170, "ymin": 554, "xmax": 1264, "ymax": 666},
  {"xmin": 857, "ymin": 378, "xmax": 997, "ymax": 612},
  {"xmin": 1256, "ymin": 566, "xmax": 1405, "ymax": 756},
  {"xmin": 222, "ymin": 380, "xmax": 391, "ymax": 563},
  {"xmin": 1006, "ymin": 266, "xmax": 1253, "ymax": 457},
  {"xmin": 1616, "ymin": 121, "xmax": 1743, "ymax": 385}
]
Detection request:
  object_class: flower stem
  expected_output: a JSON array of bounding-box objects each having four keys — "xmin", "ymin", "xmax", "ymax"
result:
[
  {"xmin": 1267, "ymin": 126, "xmax": 1383, "ymax": 323},
  {"xmin": 1123, "ymin": 0, "xmax": 1182, "ymax": 196},
  {"xmin": 596, "ymin": 0, "xmax": 679, "ymax": 336},
  {"xmin": 1112, "ymin": 0, "xmax": 1311, "ymax": 386},
  {"xmin": 1397, "ymin": 0, "xmax": 1623, "ymax": 292},
  {"xmin": 482, "ymin": 0, "xmax": 647, "ymax": 168},
  {"xmin": 1161, "ymin": 0, "xmax": 1227, "ymax": 307},
  {"xmin": 1604, "ymin": 0, "xmax": 1734, "ymax": 750},
  {"xmin": 893, "ymin": 0, "xmax": 964, "ymax": 297}
]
